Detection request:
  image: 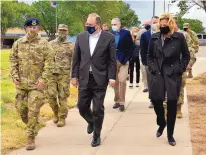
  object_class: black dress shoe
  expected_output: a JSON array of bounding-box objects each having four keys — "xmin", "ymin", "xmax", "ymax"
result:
[
  {"xmin": 168, "ymin": 137, "xmax": 176, "ymax": 146},
  {"xmin": 143, "ymin": 88, "xmax": 148, "ymax": 92},
  {"xmin": 156, "ymin": 125, "xmax": 166, "ymax": 138},
  {"xmin": 113, "ymin": 103, "xmax": 120, "ymax": 109},
  {"xmin": 87, "ymin": 124, "xmax": 94, "ymax": 134},
  {"xmin": 119, "ymin": 105, "xmax": 125, "ymax": 112},
  {"xmin": 91, "ymin": 137, "xmax": 101, "ymax": 147}
]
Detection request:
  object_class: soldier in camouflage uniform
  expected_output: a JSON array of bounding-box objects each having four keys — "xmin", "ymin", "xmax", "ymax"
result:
[
  {"xmin": 10, "ymin": 18, "xmax": 53, "ymax": 150},
  {"xmin": 47, "ymin": 24, "xmax": 74, "ymax": 127},
  {"xmin": 183, "ymin": 23, "xmax": 199, "ymax": 78}
]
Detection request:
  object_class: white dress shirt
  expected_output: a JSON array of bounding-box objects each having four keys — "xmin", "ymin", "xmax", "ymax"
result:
[
  {"xmin": 89, "ymin": 30, "xmax": 102, "ymax": 71},
  {"xmin": 88, "ymin": 30, "xmax": 115, "ymax": 82}
]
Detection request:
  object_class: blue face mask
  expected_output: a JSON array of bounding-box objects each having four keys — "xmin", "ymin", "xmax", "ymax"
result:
[
  {"xmin": 86, "ymin": 26, "xmax": 96, "ymax": 34},
  {"xmin": 112, "ymin": 25, "xmax": 119, "ymax": 32},
  {"xmin": 145, "ymin": 24, "xmax": 151, "ymax": 30}
]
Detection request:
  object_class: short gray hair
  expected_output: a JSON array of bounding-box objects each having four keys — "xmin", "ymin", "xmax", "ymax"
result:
[{"xmin": 112, "ymin": 18, "xmax": 121, "ymax": 25}]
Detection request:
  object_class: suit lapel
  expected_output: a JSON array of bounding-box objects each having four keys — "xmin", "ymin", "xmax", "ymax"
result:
[
  {"xmin": 92, "ymin": 31, "xmax": 105, "ymax": 57},
  {"xmin": 83, "ymin": 32, "xmax": 90, "ymax": 57},
  {"xmin": 117, "ymin": 29, "xmax": 123, "ymax": 48}
]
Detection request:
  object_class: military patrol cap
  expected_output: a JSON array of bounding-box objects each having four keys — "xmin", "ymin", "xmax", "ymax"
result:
[
  {"xmin": 58, "ymin": 24, "xmax": 68, "ymax": 31},
  {"xmin": 183, "ymin": 23, "xmax": 190, "ymax": 28},
  {"xmin": 24, "ymin": 18, "xmax": 40, "ymax": 27}
]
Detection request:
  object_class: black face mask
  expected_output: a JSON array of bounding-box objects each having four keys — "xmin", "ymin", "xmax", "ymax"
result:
[
  {"xmin": 160, "ymin": 26, "xmax": 170, "ymax": 34},
  {"xmin": 145, "ymin": 25, "xmax": 151, "ymax": 30},
  {"xmin": 183, "ymin": 28, "xmax": 188, "ymax": 31}
]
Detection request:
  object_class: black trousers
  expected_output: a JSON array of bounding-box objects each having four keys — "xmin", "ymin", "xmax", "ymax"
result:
[
  {"xmin": 152, "ymin": 100, "xmax": 177, "ymax": 138},
  {"xmin": 129, "ymin": 57, "xmax": 140, "ymax": 84},
  {"xmin": 77, "ymin": 73, "xmax": 107, "ymax": 138}
]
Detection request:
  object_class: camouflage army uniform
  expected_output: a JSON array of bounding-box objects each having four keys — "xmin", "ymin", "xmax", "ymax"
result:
[
  {"xmin": 185, "ymin": 26, "xmax": 199, "ymax": 78},
  {"xmin": 10, "ymin": 34, "xmax": 53, "ymax": 138},
  {"xmin": 176, "ymin": 30, "xmax": 196, "ymax": 118},
  {"xmin": 47, "ymin": 37, "xmax": 74, "ymax": 124}
]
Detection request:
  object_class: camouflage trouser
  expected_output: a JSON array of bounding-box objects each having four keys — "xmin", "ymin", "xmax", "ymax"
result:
[
  {"xmin": 15, "ymin": 88, "xmax": 44, "ymax": 137},
  {"xmin": 47, "ymin": 74, "xmax": 70, "ymax": 119},
  {"xmin": 177, "ymin": 72, "xmax": 187, "ymax": 105}
]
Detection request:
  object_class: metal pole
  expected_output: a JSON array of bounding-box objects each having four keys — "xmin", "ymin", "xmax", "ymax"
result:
[
  {"xmin": 164, "ymin": 0, "xmax": 166, "ymax": 12},
  {"xmin": 153, "ymin": 0, "xmax": 155, "ymax": 16},
  {"xmin": 168, "ymin": 3, "xmax": 170, "ymax": 12}
]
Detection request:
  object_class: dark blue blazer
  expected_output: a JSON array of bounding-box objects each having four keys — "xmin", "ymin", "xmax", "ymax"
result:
[
  {"xmin": 140, "ymin": 30, "xmax": 152, "ymax": 65},
  {"xmin": 111, "ymin": 29, "xmax": 133, "ymax": 65}
]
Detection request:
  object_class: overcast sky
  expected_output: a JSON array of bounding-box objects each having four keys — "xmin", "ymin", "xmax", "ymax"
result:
[
  {"xmin": 126, "ymin": 0, "xmax": 206, "ymax": 27},
  {"xmin": 19, "ymin": 0, "xmax": 206, "ymax": 27}
]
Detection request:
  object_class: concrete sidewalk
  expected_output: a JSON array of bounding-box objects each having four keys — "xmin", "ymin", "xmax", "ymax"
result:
[
  {"xmin": 9, "ymin": 82, "xmax": 192, "ymax": 155},
  {"xmin": 8, "ymin": 46, "xmax": 206, "ymax": 155}
]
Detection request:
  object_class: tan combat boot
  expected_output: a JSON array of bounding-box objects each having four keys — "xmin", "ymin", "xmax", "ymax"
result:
[
  {"xmin": 57, "ymin": 118, "xmax": 66, "ymax": 127},
  {"xmin": 53, "ymin": 113, "xmax": 59, "ymax": 124},
  {"xmin": 177, "ymin": 105, "xmax": 183, "ymax": 119},
  {"xmin": 187, "ymin": 70, "xmax": 193, "ymax": 78},
  {"xmin": 26, "ymin": 136, "xmax": 35, "ymax": 150}
]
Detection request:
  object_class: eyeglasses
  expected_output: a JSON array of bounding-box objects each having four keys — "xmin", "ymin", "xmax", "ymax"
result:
[{"xmin": 111, "ymin": 24, "xmax": 117, "ymax": 26}]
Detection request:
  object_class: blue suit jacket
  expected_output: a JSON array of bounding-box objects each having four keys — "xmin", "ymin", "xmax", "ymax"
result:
[
  {"xmin": 140, "ymin": 30, "xmax": 152, "ymax": 65},
  {"xmin": 111, "ymin": 29, "xmax": 133, "ymax": 65}
]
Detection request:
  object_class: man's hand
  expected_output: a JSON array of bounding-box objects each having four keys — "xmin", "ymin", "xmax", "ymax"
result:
[
  {"xmin": 13, "ymin": 79, "xmax": 19, "ymax": 86},
  {"xmin": 72, "ymin": 78, "xmax": 78, "ymax": 88},
  {"xmin": 186, "ymin": 65, "xmax": 192, "ymax": 70},
  {"xmin": 109, "ymin": 80, "xmax": 115, "ymax": 87},
  {"xmin": 36, "ymin": 81, "xmax": 44, "ymax": 90}
]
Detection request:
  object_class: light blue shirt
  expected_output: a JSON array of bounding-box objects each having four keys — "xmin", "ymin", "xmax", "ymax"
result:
[{"xmin": 114, "ymin": 33, "xmax": 120, "ymax": 48}]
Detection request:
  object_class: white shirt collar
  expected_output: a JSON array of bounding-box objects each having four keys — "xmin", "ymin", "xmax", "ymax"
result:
[{"xmin": 89, "ymin": 30, "xmax": 102, "ymax": 38}]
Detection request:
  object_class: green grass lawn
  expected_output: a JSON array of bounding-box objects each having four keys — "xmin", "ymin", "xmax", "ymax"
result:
[{"xmin": 1, "ymin": 49, "xmax": 77, "ymax": 154}]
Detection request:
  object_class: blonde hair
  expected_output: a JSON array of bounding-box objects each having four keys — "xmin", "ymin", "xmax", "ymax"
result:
[
  {"xmin": 130, "ymin": 27, "xmax": 139, "ymax": 41},
  {"xmin": 156, "ymin": 12, "xmax": 176, "ymax": 35}
]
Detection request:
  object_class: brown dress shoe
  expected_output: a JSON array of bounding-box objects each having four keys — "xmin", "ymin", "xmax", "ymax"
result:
[
  {"xmin": 119, "ymin": 105, "xmax": 125, "ymax": 112},
  {"xmin": 113, "ymin": 103, "xmax": 120, "ymax": 109}
]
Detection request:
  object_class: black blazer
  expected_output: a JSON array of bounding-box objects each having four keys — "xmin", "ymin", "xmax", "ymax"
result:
[
  {"xmin": 72, "ymin": 31, "xmax": 116, "ymax": 87},
  {"xmin": 147, "ymin": 32, "xmax": 190, "ymax": 100}
]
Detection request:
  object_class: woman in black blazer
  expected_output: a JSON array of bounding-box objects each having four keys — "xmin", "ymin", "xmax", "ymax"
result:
[{"xmin": 147, "ymin": 12, "xmax": 190, "ymax": 146}]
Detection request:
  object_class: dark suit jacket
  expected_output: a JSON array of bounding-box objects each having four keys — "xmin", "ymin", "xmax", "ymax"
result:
[
  {"xmin": 140, "ymin": 30, "xmax": 151, "ymax": 65},
  {"xmin": 111, "ymin": 29, "xmax": 133, "ymax": 65},
  {"xmin": 72, "ymin": 31, "xmax": 116, "ymax": 87}
]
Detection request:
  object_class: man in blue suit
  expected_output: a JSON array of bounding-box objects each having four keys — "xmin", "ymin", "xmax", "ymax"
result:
[
  {"xmin": 111, "ymin": 18, "xmax": 133, "ymax": 112},
  {"xmin": 140, "ymin": 16, "xmax": 159, "ymax": 108}
]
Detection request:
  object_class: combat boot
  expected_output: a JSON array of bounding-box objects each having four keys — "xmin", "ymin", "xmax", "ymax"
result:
[
  {"xmin": 26, "ymin": 136, "xmax": 35, "ymax": 150},
  {"xmin": 177, "ymin": 105, "xmax": 183, "ymax": 119},
  {"xmin": 187, "ymin": 71, "xmax": 193, "ymax": 78},
  {"xmin": 57, "ymin": 118, "xmax": 66, "ymax": 127},
  {"xmin": 53, "ymin": 113, "xmax": 59, "ymax": 124}
]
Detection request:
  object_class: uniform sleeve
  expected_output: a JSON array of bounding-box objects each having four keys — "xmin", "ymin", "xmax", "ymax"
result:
[
  {"xmin": 184, "ymin": 33, "xmax": 196, "ymax": 67},
  {"xmin": 69, "ymin": 42, "xmax": 75, "ymax": 76},
  {"xmin": 192, "ymin": 31, "xmax": 199, "ymax": 53},
  {"xmin": 180, "ymin": 34, "xmax": 190, "ymax": 72},
  {"xmin": 10, "ymin": 41, "xmax": 19, "ymax": 81},
  {"xmin": 39, "ymin": 41, "xmax": 54, "ymax": 84}
]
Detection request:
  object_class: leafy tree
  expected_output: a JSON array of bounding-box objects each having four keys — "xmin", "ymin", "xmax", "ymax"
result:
[
  {"xmin": 119, "ymin": 2, "xmax": 140, "ymax": 28},
  {"xmin": 172, "ymin": 0, "xmax": 206, "ymax": 16},
  {"xmin": 1, "ymin": 1, "xmax": 30, "ymax": 35},
  {"xmin": 1, "ymin": 1, "xmax": 140, "ymax": 40},
  {"xmin": 176, "ymin": 17, "xmax": 204, "ymax": 33}
]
